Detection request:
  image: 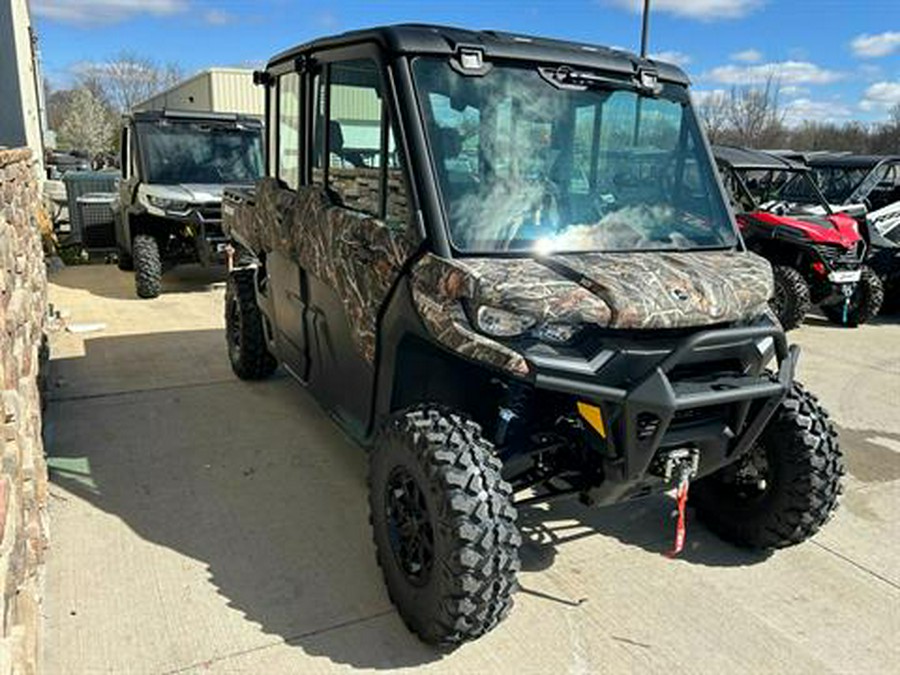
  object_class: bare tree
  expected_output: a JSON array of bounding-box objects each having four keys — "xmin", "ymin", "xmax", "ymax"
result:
[
  {"xmin": 76, "ymin": 52, "xmax": 183, "ymax": 113},
  {"xmin": 57, "ymin": 87, "xmax": 116, "ymax": 158},
  {"xmin": 725, "ymin": 76, "xmax": 785, "ymax": 148},
  {"xmin": 695, "ymin": 91, "xmax": 730, "ymax": 144}
]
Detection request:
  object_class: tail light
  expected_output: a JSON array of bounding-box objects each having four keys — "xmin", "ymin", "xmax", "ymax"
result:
[{"xmin": 812, "ymin": 261, "xmax": 826, "ymax": 276}]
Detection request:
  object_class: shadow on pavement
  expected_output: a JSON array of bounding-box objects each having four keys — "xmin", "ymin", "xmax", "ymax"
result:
[
  {"xmin": 517, "ymin": 496, "xmax": 770, "ymax": 573},
  {"xmin": 49, "ymin": 262, "xmax": 227, "ymax": 301},
  {"xmin": 46, "ymin": 328, "xmax": 768, "ymax": 669}
]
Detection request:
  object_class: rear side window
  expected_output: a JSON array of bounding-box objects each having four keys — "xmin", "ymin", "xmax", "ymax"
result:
[
  {"xmin": 278, "ymin": 72, "xmax": 300, "ymax": 189},
  {"xmin": 326, "ymin": 60, "xmax": 385, "ymax": 215}
]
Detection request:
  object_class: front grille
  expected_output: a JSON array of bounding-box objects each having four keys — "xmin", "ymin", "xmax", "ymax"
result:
[
  {"xmin": 195, "ymin": 205, "xmax": 222, "ymax": 222},
  {"xmin": 814, "ymin": 242, "xmax": 863, "ymax": 269},
  {"xmin": 672, "ymin": 405, "xmax": 726, "ymax": 427}
]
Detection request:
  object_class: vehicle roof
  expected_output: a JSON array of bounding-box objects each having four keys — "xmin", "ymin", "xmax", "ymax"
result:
[
  {"xmin": 126, "ymin": 109, "xmax": 262, "ymax": 125},
  {"xmin": 712, "ymin": 145, "xmax": 807, "ymax": 171},
  {"xmin": 804, "ymin": 153, "xmax": 900, "ymax": 169},
  {"xmin": 267, "ymin": 23, "xmax": 690, "ymax": 86}
]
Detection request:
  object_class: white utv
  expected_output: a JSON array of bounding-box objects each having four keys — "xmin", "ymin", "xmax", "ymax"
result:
[{"xmin": 114, "ymin": 110, "xmax": 264, "ymax": 298}]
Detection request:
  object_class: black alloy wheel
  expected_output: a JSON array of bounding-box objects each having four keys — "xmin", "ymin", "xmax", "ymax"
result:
[{"xmin": 384, "ymin": 466, "xmax": 435, "ymax": 586}]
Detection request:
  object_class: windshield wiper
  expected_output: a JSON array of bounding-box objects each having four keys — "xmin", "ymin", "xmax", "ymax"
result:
[
  {"xmin": 539, "ymin": 65, "xmax": 663, "ymax": 95},
  {"xmin": 539, "ymin": 66, "xmax": 629, "ymax": 92}
]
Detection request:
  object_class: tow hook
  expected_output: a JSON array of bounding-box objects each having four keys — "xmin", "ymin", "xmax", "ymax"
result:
[
  {"xmin": 225, "ymin": 243, "xmax": 235, "ymax": 272},
  {"xmin": 652, "ymin": 448, "xmax": 700, "ymax": 558},
  {"xmin": 841, "ymin": 283, "xmax": 854, "ymax": 324}
]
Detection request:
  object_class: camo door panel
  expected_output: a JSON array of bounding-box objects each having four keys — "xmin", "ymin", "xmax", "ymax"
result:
[{"xmin": 292, "ymin": 184, "xmax": 417, "ymax": 363}]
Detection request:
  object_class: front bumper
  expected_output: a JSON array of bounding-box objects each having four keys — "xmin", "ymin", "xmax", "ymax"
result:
[
  {"xmin": 528, "ymin": 325, "xmax": 797, "ymax": 505},
  {"xmin": 164, "ymin": 209, "xmax": 227, "ymax": 265}
]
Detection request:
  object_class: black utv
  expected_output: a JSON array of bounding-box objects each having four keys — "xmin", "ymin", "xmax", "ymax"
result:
[
  {"xmin": 222, "ymin": 25, "xmax": 843, "ymax": 646},
  {"xmin": 114, "ymin": 110, "xmax": 264, "ymax": 298}
]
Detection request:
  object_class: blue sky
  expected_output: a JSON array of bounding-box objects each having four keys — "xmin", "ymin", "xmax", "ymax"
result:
[{"xmin": 32, "ymin": 0, "xmax": 900, "ymax": 124}]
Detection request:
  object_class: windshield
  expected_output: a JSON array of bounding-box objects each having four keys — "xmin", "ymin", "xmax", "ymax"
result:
[
  {"xmin": 734, "ymin": 169, "xmax": 826, "ymax": 211},
  {"xmin": 138, "ymin": 121, "xmax": 264, "ymax": 185},
  {"xmin": 412, "ymin": 58, "xmax": 737, "ymax": 254},
  {"xmin": 811, "ymin": 166, "xmax": 869, "ymax": 204}
]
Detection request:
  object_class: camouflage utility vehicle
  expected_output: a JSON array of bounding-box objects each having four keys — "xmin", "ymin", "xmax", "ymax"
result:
[
  {"xmin": 222, "ymin": 25, "xmax": 844, "ymax": 646},
  {"xmin": 115, "ymin": 110, "xmax": 264, "ymax": 298}
]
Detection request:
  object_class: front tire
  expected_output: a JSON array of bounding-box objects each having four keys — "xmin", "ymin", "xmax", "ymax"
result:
[
  {"xmin": 117, "ymin": 247, "xmax": 134, "ymax": 271},
  {"xmin": 692, "ymin": 382, "xmax": 843, "ymax": 549},
  {"xmin": 225, "ymin": 269, "xmax": 277, "ymax": 380},
  {"xmin": 770, "ymin": 265, "xmax": 810, "ymax": 331},
  {"xmin": 133, "ymin": 234, "xmax": 162, "ymax": 299},
  {"xmin": 821, "ymin": 266, "xmax": 884, "ymax": 327},
  {"xmin": 369, "ymin": 407, "xmax": 520, "ymax": 647}
]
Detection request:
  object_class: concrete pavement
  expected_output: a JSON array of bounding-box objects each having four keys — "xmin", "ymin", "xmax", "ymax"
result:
[{"xmin": 44, "ymin": 265, "xmax": 900, "ymax": 674}]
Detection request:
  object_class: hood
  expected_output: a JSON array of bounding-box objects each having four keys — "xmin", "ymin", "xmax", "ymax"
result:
[
  {"xmin": 740, "ymin": 210, "xmax": 861, "ymax": 248},
  {"xmin": 178, "ymin": 184, "xmax": 226, "ymax": 203},
  {"xmin": 142, "ymin": 183, "xmax": 229, "ymax": 204},
  {"xmin": 413, "ymin": 250, "xmax": 773, "ymax": 332}
]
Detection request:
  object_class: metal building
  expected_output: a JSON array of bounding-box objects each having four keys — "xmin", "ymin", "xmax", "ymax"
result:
[
  {"xmin": 0, "ymin": 0, "xmax": 45, "ymax": 170},
  {"xmin": 133, "ymin": 68, "xmax": 264, "ymax": 117}
]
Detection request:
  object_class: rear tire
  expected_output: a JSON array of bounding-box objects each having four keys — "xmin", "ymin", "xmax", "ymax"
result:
[
  {"xmin": 225, "ymin": 269, "xmax": 277, "ymax": 380},
  {"xmin": 133, "ymin": 234, "xmax": 162, "ymax": 299},
  {"xmin": 821, "ymin": 266, "xmax": 884, "ymax": 327},
  {"xmin": 369, "ymin": 407, "xmax": 520, "ymax": 647},
  {"xmin": 769, "ymin": 265, "xmax": 810, "ymax": 331},
  {"xmin": 692, "ymin": 382, "xmax": 843, "ymax": 549}
]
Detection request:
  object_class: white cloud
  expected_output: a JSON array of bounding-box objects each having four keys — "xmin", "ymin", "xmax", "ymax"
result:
[
  {"xmin": 858, "ymin": 64, "xmax": 884, "ymax": 81},
  {"xmin": 203, "ymin": 9, "xmax": 234, "ymax": 26},
  {"xmin": 783, "ymin": 98, "xmax": 853, "ymax": 126},
  {"xmin": 851, "ymin": 32, "xmax": 900, "ymax": 59},
  {"xmin": 605, "ymin": 0, "xmax": 764, "ymax": 21},
  {"xmin": 860, "ymin": 81, "xmax": 900, "ymax": 112},
  {"xmin": 704, "ymin": 61, "xmax": 844, "ymax": 86},
  {"xmin": 780, "ymin": 85, "xmax": 810, "ymax": 98},
  {"xmin": 31, "ymin": 0, "xmax": 187, "ymax": 23},
  {"xmin": 691, "ymin": 89, "xmax": 728, "ymax": 106},
  {"xmin": 731, "ymin": 49, "xmax": 762, "ymax": 63},
  {"xmin": 649, "ymin": 50, "xmax": 692, "ymax": 67}
]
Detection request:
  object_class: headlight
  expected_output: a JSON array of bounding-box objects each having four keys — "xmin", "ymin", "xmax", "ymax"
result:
[
  {"xmin": 476, "ymin": 306, "xmax": 537, "ymax": 338},
  {"xmin": 147, "ymin": 195, "xmax": 190, "ymax": 212},
  {"xmin": 535, "ymin": 322, "xmax": 582, "ymax": 345}
]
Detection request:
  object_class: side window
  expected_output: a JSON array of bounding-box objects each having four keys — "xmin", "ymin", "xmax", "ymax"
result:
[
  {"xmin": 120, "ymin": 128, "xmax": 128, "ymax": 179},
  {"xmin": 309, "ymin": 57, "xmax": 413, "ymax": 231},
  {"xmin": 311, "ymin": 71, "xmax": 325, "ymax": 188},
  {"xmin": 386, "ymin": 126, "xmax": 411, "ymax": 231},
  {"xmin": 130, "ymin": 132, "xmax": 138, "ymax": 178},
  {"xmin": 278, "ymin": 72, "xmax": 300, "ymax": 189},
  {"xmin": 327, "ymin": 60, "xmax": 384, "ymax": 216},
  {"xmin": 267, "ymin": 83, "xmax": 278, "ymax": 177}
]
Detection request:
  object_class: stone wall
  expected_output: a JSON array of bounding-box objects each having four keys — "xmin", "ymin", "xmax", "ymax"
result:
[{"xmin": 0, "ymin": 147, "xmax": 49, "ymax": 675}]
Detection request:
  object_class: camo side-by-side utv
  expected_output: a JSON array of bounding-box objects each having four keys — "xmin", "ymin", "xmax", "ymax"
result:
[
  {"xmin": 113, "ymin": 110, "xmax": 265, "ymax": 298},
  {"xmin": 222, "ymin": 25, "xmax": 843, "ymax": 646},
  {"xmin": 714, "ymin": 146, "xmax": 883, "ymax": 329}
]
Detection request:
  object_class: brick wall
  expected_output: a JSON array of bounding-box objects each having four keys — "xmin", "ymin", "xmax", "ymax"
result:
[{"xmin": 0, "ymin": 147, "xmax": 49, "ymax": 675}]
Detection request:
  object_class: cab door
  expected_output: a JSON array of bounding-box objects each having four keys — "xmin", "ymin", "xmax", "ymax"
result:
[
  {"xmin": 263, "ymin": 68, "xmax": 310, "ymax": 380},
  {"xmin": 294, "ymin": 48, "xmax": 420, "ymax": 433}
]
